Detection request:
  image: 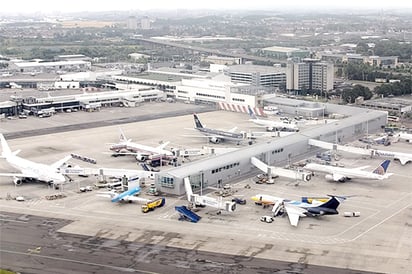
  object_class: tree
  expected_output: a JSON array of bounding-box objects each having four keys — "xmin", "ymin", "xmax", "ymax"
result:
[{"xmin": 342, "ymin": 85, "xmax": 372, "ymax": 103}]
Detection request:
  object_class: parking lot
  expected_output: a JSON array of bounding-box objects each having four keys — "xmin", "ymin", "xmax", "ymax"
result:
[{"xmin": 0, "ymin": 107, "xmax": 411, "ymax": 273}]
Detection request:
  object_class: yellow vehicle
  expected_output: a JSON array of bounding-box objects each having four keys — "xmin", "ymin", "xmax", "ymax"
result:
[{"xmin": 141, "ymin": 197, "xmax": 165, "ymax": 213}]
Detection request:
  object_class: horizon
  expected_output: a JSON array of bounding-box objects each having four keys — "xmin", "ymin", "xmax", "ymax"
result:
[{"xmin": 2, "ymin": 0, "xmax": 412, "ymax": 14}]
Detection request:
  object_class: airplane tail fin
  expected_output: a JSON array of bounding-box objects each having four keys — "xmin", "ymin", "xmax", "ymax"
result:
[
  {"xmin": 248, "ymin": 106, "xmax": 257, "ymax": 120},
  {"xmin": 0, "ymin": 133, "xmax": 12, "ymax": 157},
  {"xmin": 119, "ymin": 128, "xmax": 129, "ymax": 143},
  {"xmin": 193, "ymin": 114, "xmax": 203, "ymax": 129},
  {"xmin": 372, "ymin": 160, "xmax": 391, "ymax": 175},
  {"xmin": 156, "ymin": 141, "xmax": 170, "ymax": 150},
  {"xmin": 320, "ymin": 196, "xmax": 341, "ymax": 211}
]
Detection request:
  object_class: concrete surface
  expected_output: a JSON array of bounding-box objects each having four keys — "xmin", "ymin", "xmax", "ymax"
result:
[{"xmin": 0, "ymin": 106, "xmax": 411, "ymax": 274}]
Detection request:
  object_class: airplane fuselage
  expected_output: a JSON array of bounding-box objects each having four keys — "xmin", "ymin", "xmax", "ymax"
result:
[
  {"xmin": 304, "ymin": 163, "xmax": 388, "ymax": 181},
  {"xmin": 196, "ymin": 127, "xmax": 245, "ymax": 143},
  {"xmin": 110, "ymin": 141, "xmax": 174, "ymax": 159},
  {"xmin": 250, "ymin": 118, "xmax": 298, "ymax": 131},
  {"xmin": 6, "ymin": 154, "xmax": 66, "ymax": 184},
  {"xmin": 111, "ymin": 186, "xmax": 141, "ymax": 203}
]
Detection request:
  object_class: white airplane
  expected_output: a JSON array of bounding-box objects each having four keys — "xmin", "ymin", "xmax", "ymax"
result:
[
  {"xmin": 304, "ymin": 160, "xmax": 392, "ymax": 182},
  {"xmin": 0, "ymin": 133, "xmax": 71, "ymax": 185},
  {"xmin": 109, "ymin": 128, "xmax": 175, "ymax": 161},
  {"xmin": 308, "ymin": 139, "xmax": 412, "ymax": 166},
  {"xmin": 251, "ymin": 194, "xmax": 342, "ymax": 226},
  {"xmin": 248, "ymin": 106, "xmax": 299, "ymax": 132}
]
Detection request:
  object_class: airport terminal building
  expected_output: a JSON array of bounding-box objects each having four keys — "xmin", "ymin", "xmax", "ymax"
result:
[{"xmin": 155, "ymin": 102, "xmax": 387, "ymax": 195}]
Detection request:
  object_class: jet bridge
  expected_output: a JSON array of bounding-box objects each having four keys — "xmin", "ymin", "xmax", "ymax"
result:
[
  {"xmin": 251, "ymin": 157, "xmax": 312, "ymax": 182},
  {"xmin": 184, "ymin": 178, "xmax": 236, "ymax": 213},
  {"xmin": 308, "ymin": 139, "xmax": 371, "ymax": 156},
  {"xmin": 61, "ymin": 167, "xmax": 155, "ymax": 181}
]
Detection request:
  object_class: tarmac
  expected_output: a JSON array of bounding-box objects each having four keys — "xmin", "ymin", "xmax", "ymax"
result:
[{"xmin": 0, "ymin": 102, "xmax": 411, "ymax": 273}]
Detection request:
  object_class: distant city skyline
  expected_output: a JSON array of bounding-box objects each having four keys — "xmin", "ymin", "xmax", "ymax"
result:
[{"xmin": 3, "ymin": 0, "xmax": 412, "ymax": 14}]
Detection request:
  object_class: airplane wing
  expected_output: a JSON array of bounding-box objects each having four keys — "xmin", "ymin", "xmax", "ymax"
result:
[
  {"xmin": 332, "ymin": 173, "xmax": 346, "ymax": 181},
  {"xmin": 228, "ymin": 127, "xmax": 238, "ymax": 133},
  {"xmin": 355, "ymin": 165, "xmax": 370, "ymax": 170},
  {"xmin": 0, "ymin": 172, "xmax": 39, "ymax": 179},
  {"xmin": 96, "ymin": 193, "xmax": 116, "ymax": 199},
  {"xmin": 284, "ymin": 204, "xmax": 307, "ymax": 226},
  {"xmin": 51, "ymin": 155, "xmax": 72, "ymax": 170},
  {"xmin": 156, "ymin": 141, "xmax": 170, "ymax": 150},
  {"xmin": 123, "ymin": 196, "xmax": 150, "ymax": 203},
  {"xmin": 105, "ymin": 151, "xmax": 149, "ymax": 156}
]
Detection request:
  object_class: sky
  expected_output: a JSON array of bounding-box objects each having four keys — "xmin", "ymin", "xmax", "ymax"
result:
[{"xmin": 4, "ymin": 0, "xmax": 412, "ymax": 14}]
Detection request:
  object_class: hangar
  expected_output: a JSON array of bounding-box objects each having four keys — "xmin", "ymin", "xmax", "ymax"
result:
[{"xmin": 155, "ymin": 101, "xmax": 387, "ymax": 195}]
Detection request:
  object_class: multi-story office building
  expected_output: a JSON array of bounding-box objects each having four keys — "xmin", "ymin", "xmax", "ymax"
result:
[
  {"xmin": 286, "ymin": 59, "xmax": 333, "ymax": 93},
  {"xmin": 127, "ymin": 16, "xmax": 138, "ymax": 30},
  {"xmin": 225, "ymin": 64, "xmax": 286, "ymax": 88},
  {"xmin": 141, "ymin": 17, "xmax": 151, "ymax": 30}
]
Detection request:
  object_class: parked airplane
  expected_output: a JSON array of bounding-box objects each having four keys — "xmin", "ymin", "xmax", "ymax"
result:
[
  {"xmin": 251, "ymin": 194, "xmax": 342, "ymax": 226},
  {"xmin": 97, "ymin": 185, "xmax": 149, "ymax": 203},
  {"xmin": 304, "ymin": 160, "xmax": 392, "ymax": 182},
  {"xmin": 248, "ymin": 106, "xmax": 299, "ymax": 132},
  {"xmin": 184, "ymin": 177, "xmax": 236, "ymax": 213},
  {"xmin": 0, "ymin": 133, "xmax": 71, "ymax": 185},
  {"xmin": 308, "ymin": 139, "xmax": 412, "ymax": 165},
  {"xmin": 193, "ymin": 113, "xmax": 249, "ymax": 144},
  {"xmin": 109, "ymin": 128, "xmax": 175, "ymax": 161}
]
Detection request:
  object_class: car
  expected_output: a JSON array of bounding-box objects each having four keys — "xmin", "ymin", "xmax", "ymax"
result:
[
  {"xmin": 260, "ymin": 216, "xmax": 274, "ymax": 223},
  {"xmin": 80, "ymin": 186, "xmax": 93, "ymax": 192},
  {"xmin": 18, "ymin": 114, "xmax": 27, "ymax": 119},
  {"xmin": 15, "ymin": 196, "xmax": 25, "ymax": 202},
  {"xmin": 232, "ymin": 197, "xmax": 246, "ymax": 205}
]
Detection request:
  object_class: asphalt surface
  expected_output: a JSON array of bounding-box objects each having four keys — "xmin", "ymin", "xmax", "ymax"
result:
[
  {"xmin": 0, "ymin": 212, "xmax": 375, "ymax": 274},
  {"xmin": 2, "ymin": 103, "xmax": 215, "ymax": 139}
]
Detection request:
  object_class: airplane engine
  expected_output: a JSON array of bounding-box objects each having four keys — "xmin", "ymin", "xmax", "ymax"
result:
[
  {"xmin": 304, "ymin": 173, "xmax": 312, "ymax": 182},
  {"xmin": 224, "ymin": 201, "xmax": 237, "ymax": 212},
  {"xmin": 306, "ymin": 208, "xmax": 325, "ymax": 216},
  {"xmin": 135, "ymin": 154, "xmax": 147, "ymax": 162},
  {"xmin": 325, "ymin": 174, "xmax": 334, "ymax": 181},
  {"xmin": 13, "ymin": 177, "xmax": 23, "ymax": 185},
  {"xmin": 209, "ymin": 137, "xmax": 220, "ymax": 144}
]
